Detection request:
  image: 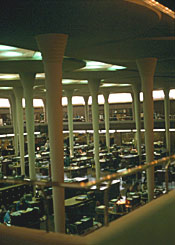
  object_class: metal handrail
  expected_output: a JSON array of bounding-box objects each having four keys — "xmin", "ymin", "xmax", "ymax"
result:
[
  {"xmin": 1, "ymin": 154, "xmax": 175, "ymax": 230},
  {"xmin": 1, "ymin": 154, "xmax": 175, "ymax": 189}
]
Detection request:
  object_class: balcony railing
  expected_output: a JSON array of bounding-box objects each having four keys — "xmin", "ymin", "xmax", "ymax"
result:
[{"xmin": 0, "ymin": 154, "xmax": 175, "ymax": 233}]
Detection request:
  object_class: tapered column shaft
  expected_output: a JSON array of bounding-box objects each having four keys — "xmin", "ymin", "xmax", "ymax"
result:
[
  {"xmin": 103, "ymin": 92, "xmax": 110, "ymax": 152},
  {"xmin": 9, "ymin": 94, "xmax": 18, "ymax": 156},
  {"xmin": 88, "ymin": 80, "xmax": 101, "ymax": 180},
  {"xmin": 36, "ymin": 33, "xmax": 67, "ymax": 233},
  {"xmin": 21, "ymin": 73, "xmax": 36, "ymax": 181},
  {"xmin": 65, "ymin": 90, "xmax": 74, "ymax": 157},
  {"xmin": 84, "ymin": 95, "xmax": 90, "ymax": 144},
  {"xmin": 132, "ymin": 85, "xmax": 142, "ymax": 157},
  {"xmin": 164, "ymin": 88, "xmax": 171, "ymax": 155},
  {"xmin": 13, "ymin": 87, "xmax": 25, "ymax": 176},
  {"xmin": 137, "ymin": 58, "xmax": 157, "ymax": 202}
]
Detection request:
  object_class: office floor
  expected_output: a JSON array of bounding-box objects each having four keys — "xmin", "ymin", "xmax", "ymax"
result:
[{"xmin": 39, "ymin": 167, "xmax": 124, "ymax": 233}]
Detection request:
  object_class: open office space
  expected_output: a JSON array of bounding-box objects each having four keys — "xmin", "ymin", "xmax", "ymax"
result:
[{"xmin": 0, "ymin": 0, "xmax": 175, "ymax": 244}]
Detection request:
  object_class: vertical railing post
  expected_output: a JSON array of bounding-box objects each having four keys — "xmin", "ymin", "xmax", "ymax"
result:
[{"xmin": 104, "ymin": 181, "xmax": 111, "ymax": 226}]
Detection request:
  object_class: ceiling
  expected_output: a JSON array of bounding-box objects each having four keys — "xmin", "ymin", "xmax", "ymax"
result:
[{"xmin": 0, "ymin": 0, "xmax": 174, "ymax": 98}]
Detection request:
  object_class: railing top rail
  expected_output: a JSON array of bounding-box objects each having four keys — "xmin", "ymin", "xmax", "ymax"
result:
[{"xmin": 0, "ymin": 155, "xmax": 175, "ymax": 190}]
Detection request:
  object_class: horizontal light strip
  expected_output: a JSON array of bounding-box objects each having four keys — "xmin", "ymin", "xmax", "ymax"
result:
[
  {"xmin": 0, "ymin": 129, "xmax": 175, "ymax": 138},
  {"xmin": 0, "ymin": 132, "xmax": 40, "ymax": 138}
]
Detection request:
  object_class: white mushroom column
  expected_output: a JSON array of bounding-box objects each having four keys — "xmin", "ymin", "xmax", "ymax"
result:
[
  {"xmin": 131, "ymin": 91, "xmax": 135, "ymax": 121},
  {"xmin": 88, "ymin": 79, "xmax": 101, "ymax": 180},
  {"xmin": 42, "ymin": 97, "xmax": 48, "ymax": 123},
  {"xmin": 20, "ymin": 73, "xmax": 36, "ymax": 181},
  {"xmin": 36, "ymin": 33, "xmax": 67, "ymax": 233},
  {"xmin": 65, "ymin": 90, "xmax": 74, "ymax": 157},
  {"xmin": 137, "ymin": 58, "xmax": 157, "ymax": 202},
  {"xmin": 84, "ymin": 95, "xmax": 89, "ymax": 122},
  {"xmin": 164, "ymin": 88, "xmax": 171, "ymax": 155},
  {"xmin": 13, "ymin": 87, "xmax": 25, "ymax": 176},
  {"xmin": 132, "ymin": 84, "xmax": 142, "ymax": 157},
  {"xmin": 83, "ymin": 95, "xmax": 90, "ymax": 144},
  {"xmin": 103, "ymin": 92, "xmax": 110, "ymax": 152},
  {"xmin": 9, "ymin": 94, "xmax": 18, "ymax": 156}
]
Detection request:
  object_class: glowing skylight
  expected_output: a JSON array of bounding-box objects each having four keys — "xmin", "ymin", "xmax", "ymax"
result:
[
  {"xmin": 62, "ymin": 96, "xmax": 85, "ymax": 106},
  {"xmin": 109, "ymin": 93, "xmax": 133, "ymax": 103},
  {"xmin": 36, "ymin": 75, "xmax": 88, "ymax": 85},
  {"xmin": 0, "ymin": 74, "xmax": 19, "ymax": 80},
  {"xmin": 170, "ymin": 89, "xmax": 175, "ymax": 99},
  {"xmin": 80, "ymin": 60, "xmax": 126, "ymax": 71},
  {"xmin": 88, "ymin": 95, "xmax": 105, "ymax": 105},
  {"xmin": 101, "ymin": 83, "xmax": 118, "ymax": 88},
  {"xmin": 22, "ymin": 99, "xmax": 44, "ymax": 108},
  {"xmin": 0, "ymin": 45, "xmax": 16, "ymax": 51},
  {"xmin": 107, "ymin": 65, "xmax": 126, "ymax": 71},
  {"xmin": 33, "ymin": 52, "xmax": 42, "ymax": 60},
  {"xmin": 0, "ymin": 51, "xmax": 23, "ymax": 58},
  {"xmin": 153, "ymin": 90, "xmax": 165, "ymax": 100},
  {"xmin": 62, "ymin": 97, "xmax": 67, "ymax": 106},
  {"xmin": 0, "ymin": 99, "xmax": 10, "ymax": 107},
  {"xmin": 0, "ymin": 44, "xmax": 37, "ymax": 61},
  {"xmin": 0, "ymin": 87, "xmax": 13, "ymax": 90},
  {"xmin": 101, "ymin": 83, "xmax": 130, "ymax": 87},
  {"xmin": 62, "ymin": 80, "xmax": 88, "ymax": 85},
  {"xmin": 72, "ymin": 96, "xmax": 85, "ymax": 105},
  {"xmin": 140, "ymin": 90, "xmax": 166, "ymax": 101}
]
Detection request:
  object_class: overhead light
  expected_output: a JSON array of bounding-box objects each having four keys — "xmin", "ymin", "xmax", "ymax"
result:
[
  {"xmin": 0, "ymin": 51, "xmax": 23, "ymax": 58},
  {"xmin": 0, "ymin": 74, "xmax": 19, "ymax": 80},
  {"xmin": 80, "ymin": 60, "xmax": 127, "ymax": 71},
  {"xmin": 101, "ymin": 83, "xmax": 118, "ymax": 87},
  {"xmin": 107, "ymin": 65, "xmax": 126, "ymax": 71},
  {"xmin": 0, "ymin": 87, "xmax": 13, "ymax": 90},
  {"xmin": 33, "ymin": 52, "xmax": 42, "ymax": 60},
  {"xmin": 153, "ymin": 129, "xmax": 165, "ymax": 132},
  {"xmin": 36, "ymin": 73, "xmax": 45, "ymax": 79},
  {"xmin": 0, "ymin": 45, "xmax": 16, "ymax": 51},
  {"xmin": 117, "ymin": 130, "xmax": 132, "ymax": 133},
  {"xmin": 62, "ymin": 79, "xmax": 88, "ymax": 85},
  {"xmin": 101, "ymin": 83, "xmax": 130, "ymax": 87}
]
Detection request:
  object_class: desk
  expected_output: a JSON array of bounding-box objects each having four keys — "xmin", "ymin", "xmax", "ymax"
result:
[
  {"xmin": 65, "ymin": 195, "xmax": 95, "ymax": 223},
  {"xmin": 64, "ymin": 165, "xmax": 90, "ymax": 178},
  {"xmin": 71, "ymin": 156, "xmax": 93, "ymax": 166},
  {"xmin": 99, "ymin": 159, "xmax": 110, "ymax": 168},
  {"xmin": 11, "ymin": 207, "xmax": 40, "ymax": 229},
  {"xmin": 0, "ymin": 184, "xmax": 33, "ymax": 206},
  {"xmin": 119, "ymin": 154, "xmax": 139, "ymax": 166},
  {"xmin": 65, "ymin": 195, "xmax": 91, "ymax": 208},
  {"xmin": 90, "ymin": 180, "xmax": 120, "ymax": 203}
]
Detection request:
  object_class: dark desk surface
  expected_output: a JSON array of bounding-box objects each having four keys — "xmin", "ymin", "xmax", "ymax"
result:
[
  {"xmin": 65, "ymin": 195, "xmax": 91, "ymax": 208},
  {"xmin": 64, "ymin": 165, "xmax": 90, "ymax": 172},
  {"xmin": 119, "ymin": 154, "xmax": 138, "ymax": 159},
  {"xmin": 71, "ymin": 156, "xmax": 92, "ymax": 162}
]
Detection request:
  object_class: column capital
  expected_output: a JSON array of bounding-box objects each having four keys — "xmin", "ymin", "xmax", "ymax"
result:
[
  {"xmin": 64, "ymin": 89, "xmax": 74, "ymax": 99},
  {"xmin": 36, "ymin": 33, "xmax": 68, "ymax": 63},
  {"xmin": 164, "ymin": 87, "xmax": 170, "ymax": 95},
  {"xmin": 20, "ymin": 72, "xmax": 36, "ymax": 89},
  {"xmin": 13, "ymin": 86, "xmax": 23, "ymax": 98},
  {"xmin": 132, "ymin": 83, "xmax": 141, "ymax": 94},
  {"xmin": 136, "ymin": 57, "xmax": 157, "ymax": 79},
  {"xmin": 83, "ymin": 95, "xmax": 89, "ymax": 104},
  {"xmin": 88, "ymin": 79, "xmax": 101, "ymax": 95},
  {"xmin": 103, "ymin": 91, "xmax": 110, "ymax": 102}
]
